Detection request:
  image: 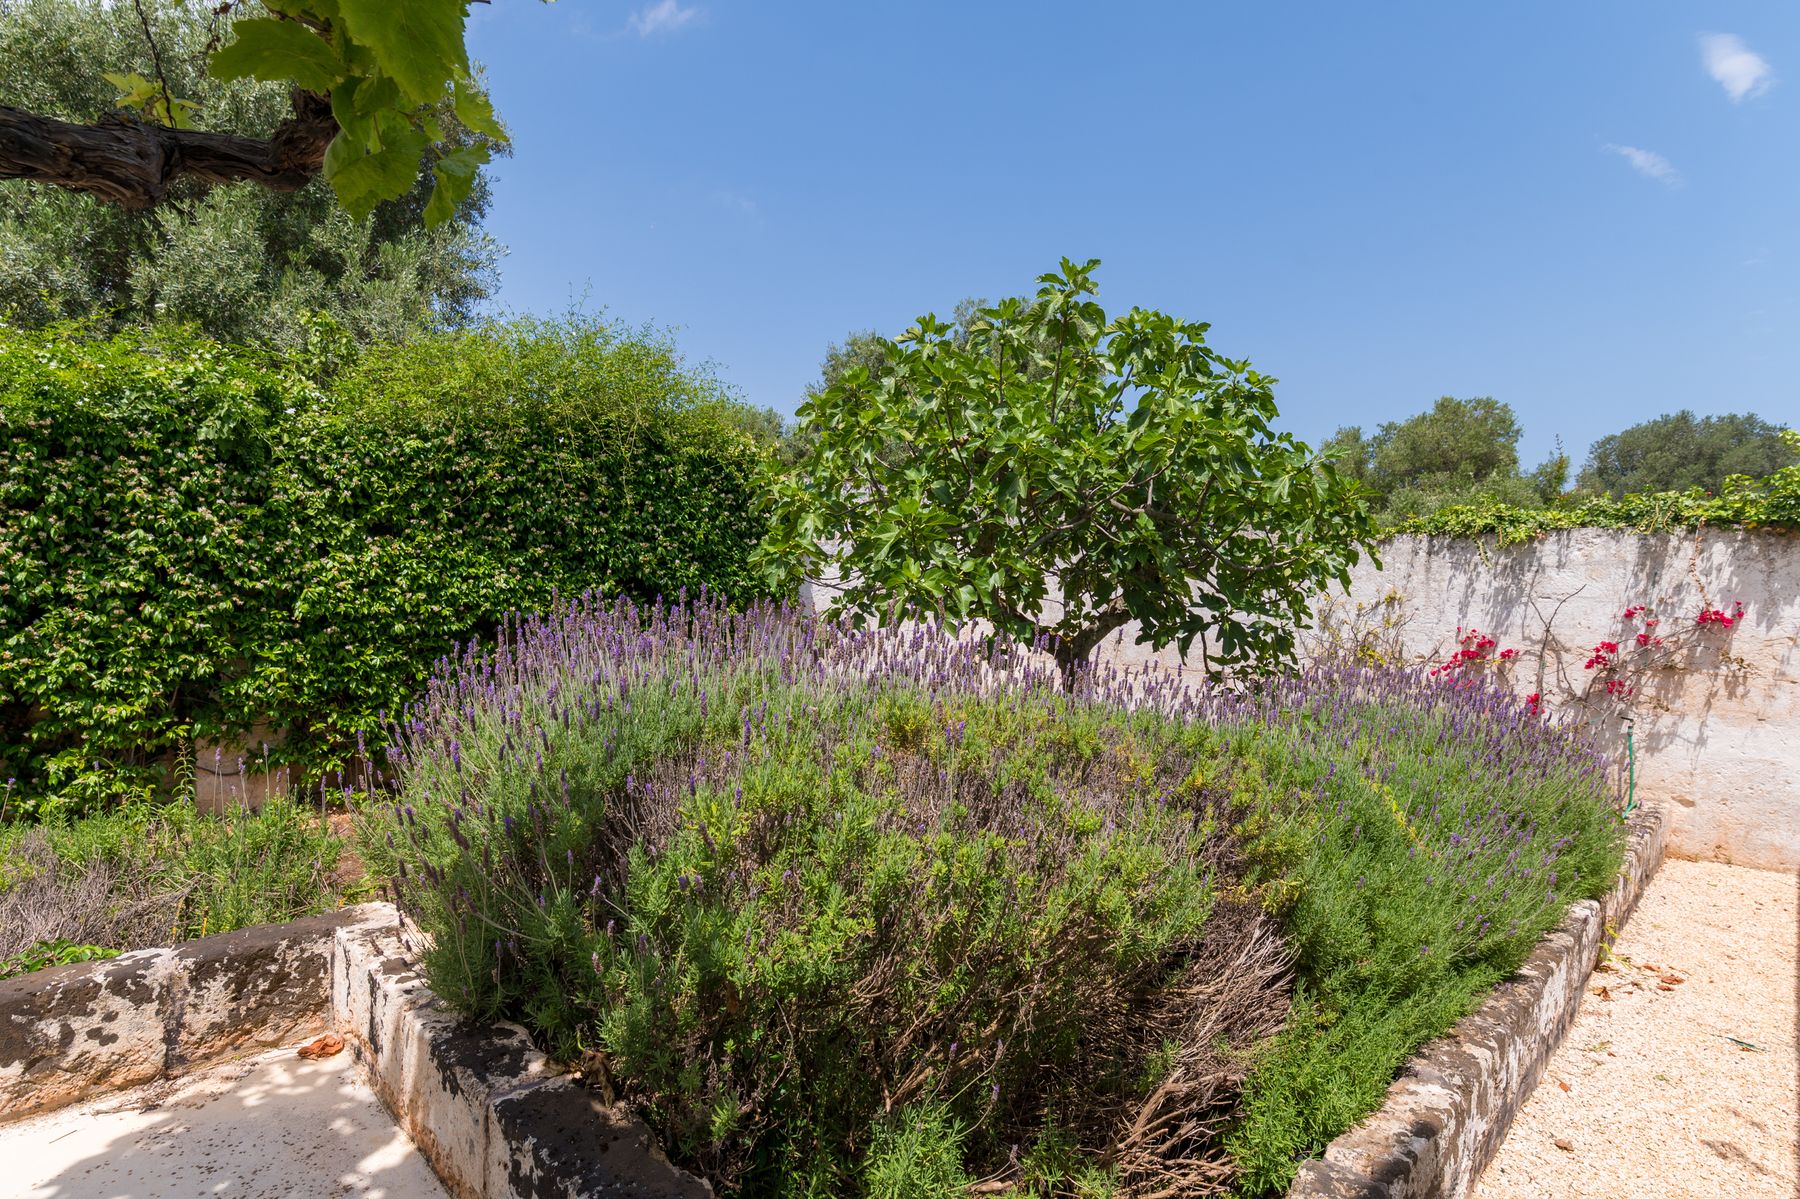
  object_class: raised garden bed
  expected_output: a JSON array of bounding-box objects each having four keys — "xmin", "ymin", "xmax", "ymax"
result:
[
  {"xmin": 3, "ymin": 594, "xmax": 1646, "ymax": 1195},
  {"xmin": 1289, "ymin": 800, "xmax": 1667, "ymax": 1198},
  {"xmin": 0, "ymin": 807, "xmax": 1659, "ymax": 1199},
  {"xmin": 0, "ymin": 903, "xmax": 707, "ymax": 1198}
]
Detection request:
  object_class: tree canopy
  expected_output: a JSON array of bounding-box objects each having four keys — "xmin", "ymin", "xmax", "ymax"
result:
[
  {"xmin": 759, "ymin": 259, "xmax": 1378, "ymax": 680},
  {"xmin": 0, "ymin": 0, "xmax": 501, "ymax": 345},
  {"xmin": 0, "ymin": 0, "xmax": 513, "ymax": 222},
  {"xmin": 1576, "ymin": 410, "xmax": 1798, "ymax": 497},
  {"xmin": 1325, "ymin": 396, "xmax": 1567, "ymax": 520}
]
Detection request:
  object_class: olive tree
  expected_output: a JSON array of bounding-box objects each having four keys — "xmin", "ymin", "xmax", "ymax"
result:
[
  {"xmin": 757, "ymin": 259, "xmax": 1379, "ymax": 682},
  {"xmin": 1577, "ymin": 410, "xmax": 1797, "ymax": 497}
]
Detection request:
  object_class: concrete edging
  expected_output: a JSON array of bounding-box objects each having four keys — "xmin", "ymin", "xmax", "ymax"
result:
[
  {"xmin": 0, "ymin": 904, "xmax": 710, "ymax": 1198},
  {"xmin": 1287, "ymin": 800, "xmax": 1670, "ymax": 1199},
  {"xmin": 0, "ymin": 904, "xmax": 369, "ymax": 1120},
  {"xmin": 331, "ymin": 910, "xmax": 710, "ymax": 1199}
]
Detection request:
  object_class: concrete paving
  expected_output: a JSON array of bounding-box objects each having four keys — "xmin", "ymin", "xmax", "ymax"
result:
[{"xmin": 2, "ymin": 1043, "xmax": 449, "ymax": 1199}]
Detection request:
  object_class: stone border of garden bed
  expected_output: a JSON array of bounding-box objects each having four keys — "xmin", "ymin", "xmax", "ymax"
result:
[
  {"xmin": 0, "ymin": 904, "xmax": 710, "ymax": 1199},
  {"xmin": 0, "ymin": 904, "xmax": 368, "ymax": 1120},
  {"xmin": 1287, "ymin": 799, "xmax": 1669, "ymax": 1199}
]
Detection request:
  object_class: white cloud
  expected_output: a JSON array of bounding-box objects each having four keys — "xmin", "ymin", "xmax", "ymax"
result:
[
  {"xmin": 1604, "ymin": 144, "xmax": 1682, "ymax": 187},
  {"xmin": 712, "ymin": 190, "xmax": 756, "ymax": 215},
  {"xmin": 628, "ymin": 0, "xmax": 700, "ymax": 37},
  {"xmin": 1699, "ymin": 33, "xmax": 1774, "ymax": 102}
]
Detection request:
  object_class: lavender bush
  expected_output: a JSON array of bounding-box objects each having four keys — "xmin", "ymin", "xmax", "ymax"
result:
[
  {"xmin": 1205, "ymin": 665, "xmax": 1624, "ymax": 1193},
  {"xmin": 364, "ymin": 592, "xmax": 1623, "ymax": 1197}
]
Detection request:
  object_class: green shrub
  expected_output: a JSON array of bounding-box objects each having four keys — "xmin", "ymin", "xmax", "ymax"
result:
[
  {"xmin": 1393, "ymin": 430, "xmax": 1800, "ymax": 544},
  {"xmin": 1378, "ymin": 470, "xmax": 1546, "ymax": 526},
  {"xmin": 862, "ymin": 1104, "xmax": 972, "ymax": 1199},
  {"xmin": 0, "ymin": 317, "xmax": 775, "ymax": 817},
  {"xmin": 367, "ymin": 596, "xmax": 1270, "ymax": 1196},
  {"xmin": 0, "ymin": 795, "xmax": 345, "ymax": 965},
  {"xmin": 0, "ymin": 323, "xmax": 317, "ymax": 817},
  {"xmin": 370, "ymin": 594, "xmax": 1624, "ymax": 1196},
  {"xmin": 1215, "ymin": 697, "xmax": 1623, "ymax": 1194}
]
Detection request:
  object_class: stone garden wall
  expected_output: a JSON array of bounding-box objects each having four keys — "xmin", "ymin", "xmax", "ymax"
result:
[{"xmin": 1109, "ymin": 527, "xmax": 1800, "ymax": 870}]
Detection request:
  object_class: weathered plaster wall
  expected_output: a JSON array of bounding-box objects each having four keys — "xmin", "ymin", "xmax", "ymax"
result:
[
  {"xmin": 1335, "ymin": 529, "xmax": 1797, "ymax": 869},
  {"xmin": 1106, "ymin": 528, "xmax": 1800, "ymax": 870}
]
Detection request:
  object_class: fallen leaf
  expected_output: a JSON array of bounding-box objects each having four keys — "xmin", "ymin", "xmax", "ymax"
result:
[
  {"xmin": 1553, "ymin": 1137, "xmax": 1574, "ymax": 1152},
  {"xmin": 1595, "ymin": 985, "xmax": 1613, "ymax": 1001},
  {"xmin": 297, "ymin": 1034, "xmax": 345, "ymax": 1060},
  {"xmin": 1556, "ymin": 1079, "xmax": 1570, "ymax": 1092},
  {"xmin": 1657, "ymin": 983, "xmax": 1674, "ymax": 992},
  {"xmin": 1658, "ymin": 974, "xmax": 1684, "ymax": 985}
]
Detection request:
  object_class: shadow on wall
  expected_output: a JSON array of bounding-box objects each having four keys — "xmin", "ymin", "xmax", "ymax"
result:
[{"xmin": 1322, "ymin": 528, "xmax": 1800, "ymax": 869}]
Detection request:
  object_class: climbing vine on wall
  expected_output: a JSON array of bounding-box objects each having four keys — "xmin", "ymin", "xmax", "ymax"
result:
[{"xmin": 1395, "ymin": 432, "xmax": 1800, "ymax": 546}]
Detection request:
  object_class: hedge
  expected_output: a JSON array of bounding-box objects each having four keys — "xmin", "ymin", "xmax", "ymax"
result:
[{"xmin": 0, "ymin": 319, "xmax": 774, "ymax": 819}]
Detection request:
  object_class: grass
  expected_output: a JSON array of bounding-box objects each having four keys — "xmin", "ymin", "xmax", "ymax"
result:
[
  {"xmin": 364, "ymin": 595, "xmax": 1626, "ymax": 1197},
  {"xmin": 0, "ymin": 795, "xmax": 351, "ymax": 976}
]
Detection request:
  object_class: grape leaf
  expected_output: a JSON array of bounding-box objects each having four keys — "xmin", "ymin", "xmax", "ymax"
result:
[
  {"xmin": 452, "ymin": 78, "xmax": 507, "ymax": 142},
  {"xmin": 353, "ymin": 74, "xmax": 400, "ymax": 117},
  {"xmin": 102, "ymin": 71, "xmax": 159, "ymax": 107},
  {"xmin": 336, "ymin": 0, "xmax": 469, "ymax": 105},
  {"xmin": 325, "ymin": 122, "xmax": 429, "ymax": 220},
  {"xmin": 423, "ymin": 144, "xmax": 489, "ymax": 227},
  {"xmin": 208, "ymin": 17, "xmax": 345, "ymax": 93}
]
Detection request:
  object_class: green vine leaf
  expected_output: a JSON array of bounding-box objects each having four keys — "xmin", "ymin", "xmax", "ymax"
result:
[
  {"xmin": 325, "ymin": 119, "xmax": 429, "ymax": 220},
  {"xmin": 102, "ymin": 70, "xmax": 202, "ymax": 129},
  {"xmin": 207, "ymin": 16, "xmax": 345, "ymax": 93},
  {"xmin": 335, "ymin": 0, "xmax": 469, "ymax": 105},
  {"xmin": 452, "ymin": 77, "xmax": 506, "ymax": 141},
  {"xmin": 424, "ymin": 144, "xmax": 489, "ymax": 227}
]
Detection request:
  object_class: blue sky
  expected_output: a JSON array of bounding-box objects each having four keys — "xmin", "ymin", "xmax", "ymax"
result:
[{"xmin": 466, "ymin": 2, "xmax": 1797, "ymax": 467}]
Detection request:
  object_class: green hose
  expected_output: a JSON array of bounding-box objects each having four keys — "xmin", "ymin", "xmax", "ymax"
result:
[{"xmin": 1622, "ymin": 718, "xmax": 1637, "ymax": 817}]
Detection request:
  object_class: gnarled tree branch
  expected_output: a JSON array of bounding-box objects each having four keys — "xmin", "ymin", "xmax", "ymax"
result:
[{"xmin": 0, "ymin": 91, "xmax": 335, "ymax": 210}]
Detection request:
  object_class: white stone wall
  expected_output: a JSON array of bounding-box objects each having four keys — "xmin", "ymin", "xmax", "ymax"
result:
[{"xmin": 1106, "ymin": 528, "xmax": 1800, "ymax": 870}]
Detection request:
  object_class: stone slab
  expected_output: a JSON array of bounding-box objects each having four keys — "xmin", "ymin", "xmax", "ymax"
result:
[
  {"xmin": 1, "ymin": 899, "xmax": 712, "ymax": 1196},
  {"xmin": 0, "ymin": 903, "xmax": 390, "ymax": 1122},
  {"xmin": 0, "ymin": 1042, "xmax": 450, "ymax": 1198}
]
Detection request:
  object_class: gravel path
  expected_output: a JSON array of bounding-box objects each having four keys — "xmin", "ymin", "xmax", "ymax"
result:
[{"xmin": 1474, "ymin": 856, "xmax": 1797, "ymax": 1199}]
